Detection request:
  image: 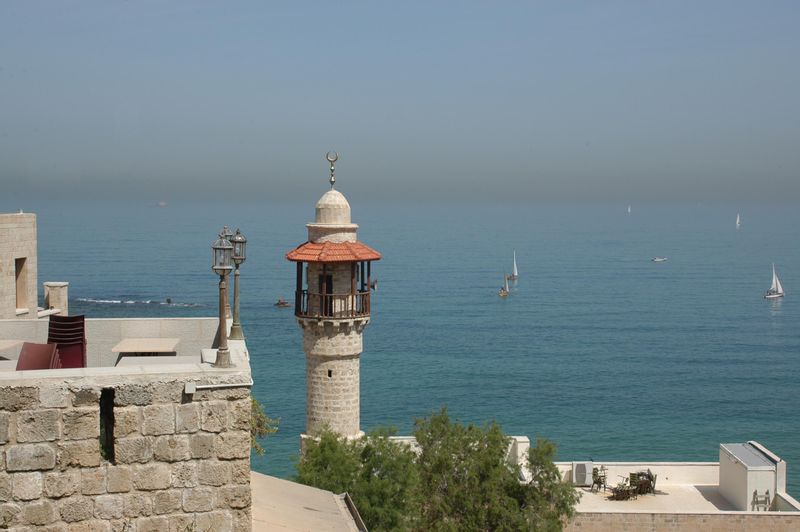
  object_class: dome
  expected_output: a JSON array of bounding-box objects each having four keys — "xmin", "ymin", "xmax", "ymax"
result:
[{"xmin": 315, "ymin": 189, "xmax": 351, "ymax": 224}]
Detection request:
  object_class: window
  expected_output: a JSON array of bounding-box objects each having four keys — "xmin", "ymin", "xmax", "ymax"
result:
[
  {"xmin": 15, "ymin": 258, "xmax": 26, "ymax": 309},
  {"xmin": 100, "ymin": 389, "xmax": 115, "ymax": 463}
]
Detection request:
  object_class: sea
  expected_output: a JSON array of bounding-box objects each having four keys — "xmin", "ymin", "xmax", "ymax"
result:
[{"xmin": 20, "ymin": 199, "xmax": 800, "ymax": 496}]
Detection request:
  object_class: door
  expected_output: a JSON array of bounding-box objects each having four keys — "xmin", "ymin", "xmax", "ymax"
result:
[{"xmin": 318, "ymin": 274, "xmax": 333, "ymax": 316}]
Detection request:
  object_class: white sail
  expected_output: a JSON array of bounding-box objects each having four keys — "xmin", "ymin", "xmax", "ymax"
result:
[
  {"xmin": 772, "ymin": 264, "xmax": 784, "ymax": 295},
  {"xmin": 627, "ymin": 205, "xmax": 631, "ymax": 214},
  {"xmin": 512, "ymin": 251, "xmax": 519, "ymax": 278},
  {"xmin": 736, "ymin": 213, "xmax": 741, "ymax": 228},
  {"xmin": 503, "ymin": 276, "xmax": 510, "ymax": 293}
]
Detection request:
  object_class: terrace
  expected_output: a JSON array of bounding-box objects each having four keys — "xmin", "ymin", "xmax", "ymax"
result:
[{"xmin": 554, "ymin": 455, "xmax": 800, "ymax": 531}]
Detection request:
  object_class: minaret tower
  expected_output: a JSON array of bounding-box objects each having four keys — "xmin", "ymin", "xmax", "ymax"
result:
[{"xmin": 286, "ymin": 152, "xmax": 381, "ymax": 445}]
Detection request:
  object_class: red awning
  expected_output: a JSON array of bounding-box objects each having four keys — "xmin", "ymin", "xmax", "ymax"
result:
[{"xmin": 286, "ymin": 241, "xmax": 382, "ymax": 263}]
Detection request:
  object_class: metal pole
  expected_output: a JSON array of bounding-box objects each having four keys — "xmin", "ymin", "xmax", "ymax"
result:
[
  {"xmin": 215, "ymin": 274, "xmax": 232, "ymax": 368},
  {"xmin": 224, "ymin": 273, "xmax": 232, "ymax": 319},
  {"xmin": 229, "ymin": 264, "xmax": 244, "ymax": 340}
]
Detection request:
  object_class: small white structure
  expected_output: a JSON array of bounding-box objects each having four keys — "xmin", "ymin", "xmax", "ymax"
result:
[{"xmin": 719, "ymin": 441, "xmax": 786, "ymax": 511}]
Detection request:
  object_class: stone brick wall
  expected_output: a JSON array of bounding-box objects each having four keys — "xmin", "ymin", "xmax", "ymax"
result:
[
  {"xmin": 0, "ymin": 213, "xmax": 38, "ymax": 319},
  {"xmin": 305, "ymin": 354, "xmax": 360, "ymax": 438},
  {"xmin": 566, "ymin": 512, "xmax": 800, "ymax": 531},
  {"xmin": 300, "ymin": 320, "xmax": 365, "ymax": 439},
  {"xmin": 0, "ymin": 375, "xmax": 252, "ymax": 531}
]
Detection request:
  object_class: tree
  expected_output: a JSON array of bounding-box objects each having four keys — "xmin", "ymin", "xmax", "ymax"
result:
[
  {"xmin": 250, "ymin": 398, "xmax": 279, "ymax": 455},
  {"xmin": 413, "ymin": 408, "xmax": 530, "ymax": 531},
  {"xmin": 295, "ymin": 410, "xmax": 579, "ymax": 531},
  {"xmin": 524, "ymin": 438, "xmax": 581, "ymax": 531},
  {"xmin": 296, "ymin": 427, "xmax": 419, "ymax": 531}
]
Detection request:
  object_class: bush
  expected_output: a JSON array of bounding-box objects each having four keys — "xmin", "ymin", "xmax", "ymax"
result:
[{"xmin": 251, "ymin": 398, "xmax": 279, "ymax": 455}]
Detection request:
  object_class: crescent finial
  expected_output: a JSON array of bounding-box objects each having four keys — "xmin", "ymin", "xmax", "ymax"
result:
[{"xmin": 326, "ymin": 151, "xmax": 339, "ymax": 189}]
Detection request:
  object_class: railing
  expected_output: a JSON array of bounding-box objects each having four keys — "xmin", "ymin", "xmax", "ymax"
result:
[{"xmin": 295, "ymin": 290, "xmax": 371, "ymax": 319}]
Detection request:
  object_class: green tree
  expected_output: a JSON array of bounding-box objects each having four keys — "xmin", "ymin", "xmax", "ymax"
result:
[
  {"xmin": 250, "ymin": 398, "xmax": 279, "ymax": 456},
  {"xmin": 295, "ymin": 410, "xmax": 579, "ymax": 531},
  {"xmin": 296, "ymin": 428, "xmax": 419, "ymax": 532},
  {"xmin": 295, "ymin": 430, "xmax": 361, "ymax": 493},
  {"xmin": 413, "ymin": 408, "xmax": 529, "ymax": 531},
  {"xmin": 524, "ymin": 438, "xmax": 581, "ymax": 531}
]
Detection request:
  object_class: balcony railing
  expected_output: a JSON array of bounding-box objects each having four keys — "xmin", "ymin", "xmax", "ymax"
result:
[{"xmin": 295, "ymin": 290, "xmax": 371, "ymax": 319}]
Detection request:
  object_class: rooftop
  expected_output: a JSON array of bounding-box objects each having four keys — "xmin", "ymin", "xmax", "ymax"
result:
[
  {"xmin": 286, "ymin": 240, "xmax": 381, "ymax": 263},
  {"xmin": 554, "ymin": 461, "xmax": 800, "ymax": 515},
  {"xmin": 251, "ymin": 471, "xmax": 363, "ymax": 531}
]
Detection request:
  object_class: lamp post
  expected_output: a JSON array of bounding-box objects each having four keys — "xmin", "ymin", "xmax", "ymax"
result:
[
  {"xmin": 212, "ymin": 231, "xmax": 234, "ymax": 368},
  {"xmin": 229, "ymin": 228, "xmax": 247, "ymax": 340},
  {"xmin": 221, "ymin": 225, "xmax": 234, "ymax": 319}
]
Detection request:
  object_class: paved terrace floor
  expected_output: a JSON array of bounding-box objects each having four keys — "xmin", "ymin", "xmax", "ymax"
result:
[{"xmin": 576, "ymin": 484, "xmax": 739, "ymax": 513}]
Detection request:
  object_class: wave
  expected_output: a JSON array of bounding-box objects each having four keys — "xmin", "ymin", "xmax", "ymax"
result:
[{"xmin": 76, "ymin": 297, "xmax": 204, "ymax": 308}]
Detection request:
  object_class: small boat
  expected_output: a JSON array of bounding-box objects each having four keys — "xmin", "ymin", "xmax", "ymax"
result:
[
  {"xmin": 764, "ymin": 264, "xmax": 785, "ymax": 299},
  {"xmin": 499, "ymin": 275, "xmax": 510, "ymax": 298},
  {"xmin": 507, "ymin": 251, "xmax": 519, "ymax": 282},
  {"xmin": 274, "ymin": 298, "xmax": 291, "ymax": 307},
  {"xmin": 736, "ymin": 213, "xmax": 741, "ymax": 230},
  {"xmin": 652, "ymin": 257, "xmax": 668, "ymax": 262}
]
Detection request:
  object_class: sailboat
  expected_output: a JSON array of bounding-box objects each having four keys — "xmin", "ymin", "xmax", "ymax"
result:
[
  {"xmin": 736, "ymin": 213, "xmax": 741, "ymax": 230},
  {"xmin": 508, "ymin": 251, "xmax": 519, "ymax": 282},
  {"xmin": 627, "ymin": 205, "xmax": 631, "ymax": 214},
  {"xmin": 764, "ymin": 264, "xmax": 785, "ymax": 299},
  {"xmin": 499, "ymin": 275, "xmax": 510, "ymax": 298}
]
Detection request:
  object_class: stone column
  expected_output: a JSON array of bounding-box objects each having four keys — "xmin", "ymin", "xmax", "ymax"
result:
[{"xmin": 44, "ymin": 282, "xmax": 69, "ymax": 315}]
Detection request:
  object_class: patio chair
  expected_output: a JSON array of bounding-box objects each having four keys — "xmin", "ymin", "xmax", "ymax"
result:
[
  {"xmin": 591, "ymin": 468, "xmax": 606, "ymax": 492},
  {"xmin": 628, "ymin": 473, "xmax": 640, "ymax": 498},
  {"xmin": 16, "ymin": 342, "xmax": 60, "ymax": 371},
  {"xmin": 47, "ymin": 314, "xmax": 87, "ymax": 368}
]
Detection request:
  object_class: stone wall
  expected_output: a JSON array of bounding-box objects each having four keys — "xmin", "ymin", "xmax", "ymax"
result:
[
  {"xmin": 305, "ymin": 354, "xmax": 360, "ymax": 438},
  {"xmin": 0, "ymin": 373, "xmax": 252, "ymax": 531},
  {"xmin": 0, "ymin": 213, "xmax": 38, "ymax": 320},
  {"xmin": 300, "ymin": 320, "xmax": 365, "ymax": 439},
  {"xmin": 566, "ymin": 512, "xmax": 800, "ymax": 531}
]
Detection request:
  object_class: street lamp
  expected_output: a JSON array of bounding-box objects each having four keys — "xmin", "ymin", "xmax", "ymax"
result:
[
  {"xmin": 229, "ymin": 228, "xmax": 247, "ymax": 340},
  {"xmin": 221, "ymin": 225, "xmax": 234, "ymax": 319},
  {"xmin": 211, "ymin": 230, "xmax": 234, "ymax": 368}
]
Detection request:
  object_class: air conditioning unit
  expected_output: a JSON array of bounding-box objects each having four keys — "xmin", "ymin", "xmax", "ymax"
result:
[{"xmin": 572, "ymin": 461, "xmax": 593, "ymax": 486}]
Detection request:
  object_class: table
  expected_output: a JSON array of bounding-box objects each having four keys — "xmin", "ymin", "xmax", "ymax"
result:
[
  {"xmin": 115, "ymin": 355, "xmax": 199, "ymax": 367},
  {"xmin": 112, "ymin": 338, "xmax": 180, "ymax": 354}
]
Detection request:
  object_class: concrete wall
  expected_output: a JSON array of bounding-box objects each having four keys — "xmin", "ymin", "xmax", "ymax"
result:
[
  {"xmin": 0, "ymin": 355, "xmax": 252, "ymax": 531},
  {"xmin": 0, "ymin": 213, "xmax": 38, "ymax": 320},
  {"xmin": 566, "ymin": 512, "xmax": 800, "ymax": 531},
  {"xmin": 0, "ymin": 317, "xmax": 218, "ymax": 367}
]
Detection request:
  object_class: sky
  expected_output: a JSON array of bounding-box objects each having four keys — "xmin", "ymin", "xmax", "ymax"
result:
[{"xmin": 1, "ymin": 1, "xmax": 799, "ymax": 205}]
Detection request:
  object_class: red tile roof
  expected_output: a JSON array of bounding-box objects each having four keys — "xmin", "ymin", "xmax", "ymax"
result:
[{"xmin": 286, "ymin": 241, "xmax": 382, "ymax": 263}]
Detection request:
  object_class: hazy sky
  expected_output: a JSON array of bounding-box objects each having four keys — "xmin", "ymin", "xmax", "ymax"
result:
[{"xmin": 1, "ymin": 1, "xmax": 799, "ymax": 204}]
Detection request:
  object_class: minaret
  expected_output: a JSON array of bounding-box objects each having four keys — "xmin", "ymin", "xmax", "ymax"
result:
[{"xmin": 286, "ymin": 152, "xmax": 381, "ymax": 445}]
